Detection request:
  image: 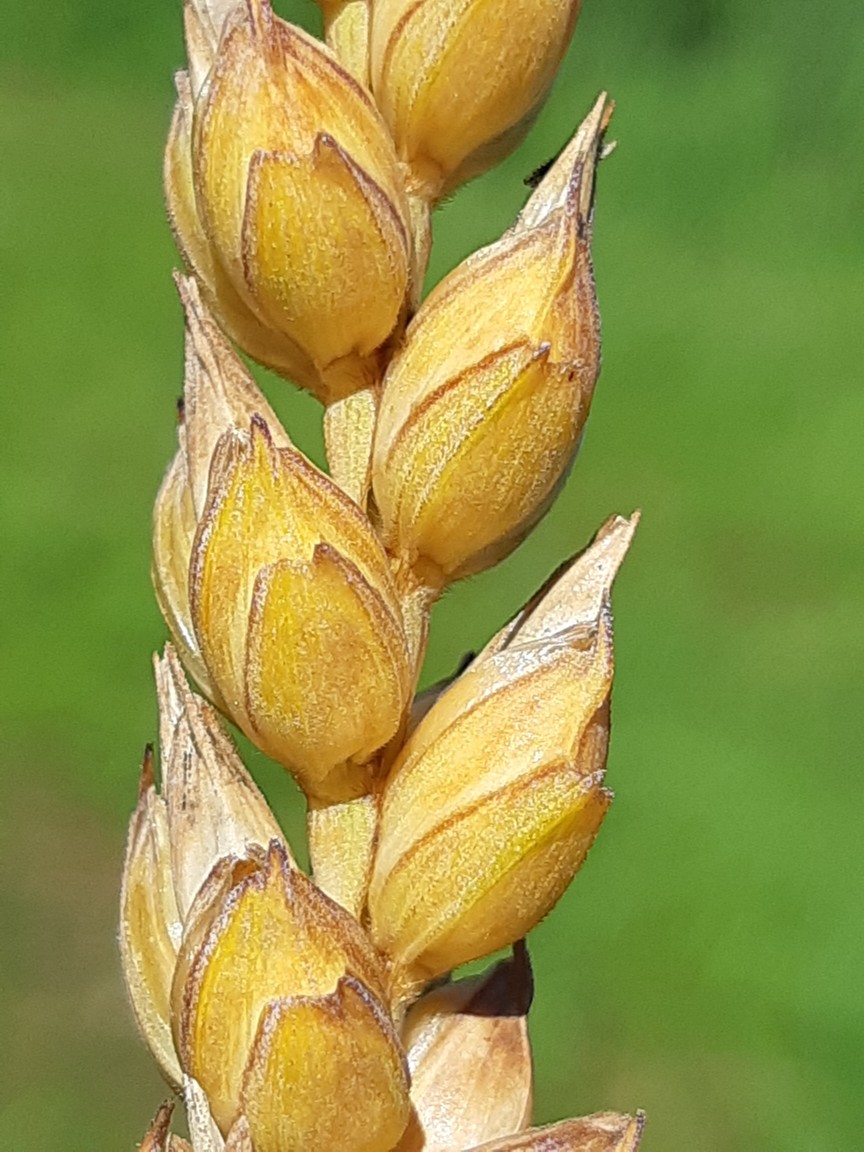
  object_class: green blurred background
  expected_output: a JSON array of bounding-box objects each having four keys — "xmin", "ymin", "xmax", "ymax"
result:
[{"xmin": 2, "ymin": 0, "xmax": 862, "ymax": 1147}]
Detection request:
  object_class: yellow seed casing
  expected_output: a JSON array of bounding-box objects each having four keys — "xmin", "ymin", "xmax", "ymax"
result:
[
  {"xmin": 171, "ymin": 844, "xmax": 410, "ymax": 1150},
  {"xmin": 373, "ymin": 98, "xmax": 612, "ymax": 586},
  {"xmin": 167, "ymin": 0, "xmax": 411, "ymax": 399},
  {"xmin": 371, "ymin": 0, "xmax": 581, "ymax": 199}
]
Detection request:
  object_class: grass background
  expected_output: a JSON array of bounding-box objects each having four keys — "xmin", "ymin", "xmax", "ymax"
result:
[{"xmin": 1, "ymin": 0, "xmax": 862, "ymax": 1147}]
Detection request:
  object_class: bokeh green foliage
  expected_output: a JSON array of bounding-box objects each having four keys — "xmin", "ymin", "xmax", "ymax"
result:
[{"xmin": 1, "ymin": 0, "xmax": 862, "ymax": 1148}]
